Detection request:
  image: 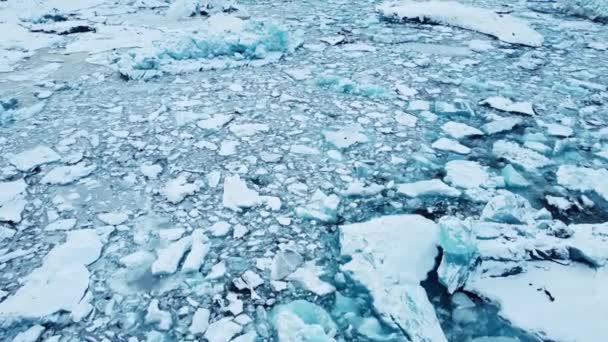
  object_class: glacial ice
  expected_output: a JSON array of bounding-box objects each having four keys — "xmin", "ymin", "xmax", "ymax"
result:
[
  {"xmin": 437, "ymin": 217, "xmax": 478, "ymax": 294},
  {"xmin": 8, "ymin": 145, "xmax": 60, "ymax": 172},
  {"xmin": 398, "ymin": 179, "xmax": 461, "ymax": 197},
  {"xmin": 480, "ymin": 96, "xmax": 536, "ymax": 116},
  {"xmin": 0, "ymin": 229, "xmax": 102, "ymax": 320},
  {"xmin": 340, "ymin": 215, "xmax": 447, "ymax": 342},
  {"xmin": 378, "ymin": 1, "xmax": 544, "ymax": 47},
  {"xmin": 556, "ymin": 164, "xmax": 608, "ymax": 201},
  {"xmin": 270, "ymin": 300, "xmax": 337, "ymax": 342}
]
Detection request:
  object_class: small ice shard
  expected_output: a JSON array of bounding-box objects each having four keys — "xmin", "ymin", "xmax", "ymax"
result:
[
  {"xmin": 0, "ymin": 179, "xmax": 27, "ymax": 223},
  {"xmin": 444, "ymin": 160, "xmax": 489, "ymax": 189},
  {"xmin": 501, "ymin": 165, "xmax": 529, "ymax": 188},
  {"xmin": 378, "ymin": 1, "xmax": 543, "ymax": 47},
  {"xmin": 41, "ymin": 162, "xmax": 96, "ymax": 185},
  {"xmin": 232, "ymin": 331, "xmax": 257, "ymax": 342},
  {"xmin": 207, "ymin": 260, "xmax": 227, "ymax": 279},
  {"xmin": 182, "ymin": 230, "xmax": 209, "ymax": 272},
  {"xmin": 556, "ymin": 165, "xmax": 608, "ymax": 201},
  {"xmin": 8, "ymin": 145, "xmax": 60, "ymax": 171},
  {"xmin": 437, "ymin": 217, "xmax": 479, "ymax": 293},
  {"xmin": 295, "ymin": 190, "xmax": 340, "ymax": 223},
  {"xmin": 222, "ymin": 175, "xmax": 262, "ymax": 211},
  {"xmin": 290, "ymin": 144, "xmax": 320, "ymax": 155},
  {"xmin": 481, "ymin": 190, "xmax": 533, "ymax": 224},
  {"xmin": 141, "ymin": 163, "xmax": 163, "ymax": 179},
  {"xmin": 408, "ymin": 100, "xmax": 431, "ymax": 111},
  {"xmin": 271, "ymin": 248, "xmax": 304, "ymax": 280},
  {"xmin": 323, "ymin": 125, "xmax": 369, "ymax": 149},
  {"xmin": 45, "ymin": 218, "xmax": 77, "ymax": 231},
  {"xmin": 397, "ymin": 179, "xmax": 461, "ymax": 197},
  {"xmin": 12, "ymin": 325, "xmax": 45, "ymax": 342},
  {"xmin": 480, "ymin": 96, "xmax": 535, "ymax": 116},
  {"xmin": 190, "ymin": 308, "xmax": 210, "ymax": 335},
  {"xmin": 97, "ymin": 212, "xmax": 128, "ymax": 226},
  {"xmin": 229, "ymin": 123, "xmax": 270, "ymax": 137},
  {"xmin": 441, "ymin": 121, "xmax": 483, "ymax": 140},
  {"xmin": 197, "ymin": 114, "xmax": 234, "ymax": 130},
  {"xmin": 482, "ymin": 117, "xmax": 522, "ymax": 135},
  {"xmin": 234, "ymin": 270, "xmax": 264, "ymax": 291},
  {"xmin": 151, "ymin": 235, "xmax": 193, "ymax": 275},
  {"xmin": 205, "ymin": 317, "xmax": 243, "ymax": 342},
  {"xmin": 0, "ymin": 229, "xmax": 102, "ymax": 319},
  {"xmin": 166, "ymin": 0, "xmax": 201, "ymax": 20},
  {"xmin": 284, "ymin": 67, "xmax": 312, "ymax": 81},
  {"xmin": 145, "ymin": 299, "xmax": 172, "ymax": 331},
  {"xmin": 432, "ymin": 138, "xmax": 471, "ymax": 154},
  {"xmin": 287, "ymin": 261, "xmax": 336, "ymax": 296},
  {"xmin": 163, "ymin": 174, "xmax": 200, "ymax": 204},
  {"xmin": 492, "ymin": 140, "xmax": 552, "ymax": 171},
  {"xmin": 269, "ymin": 300, "xmax": 337, "ymax": 342},
  {"xmin": 340, "ymin": 215, "xmax": 446, "ymax": 341},
  {"xmin": 466, "ymin": 262, "xmax": 608, "ymax": 342}
]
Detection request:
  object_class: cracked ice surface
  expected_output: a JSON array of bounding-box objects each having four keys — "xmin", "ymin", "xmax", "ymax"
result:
[{"xmin": 1, "ymin": 0, "xmax": 608, "ymax": 341}]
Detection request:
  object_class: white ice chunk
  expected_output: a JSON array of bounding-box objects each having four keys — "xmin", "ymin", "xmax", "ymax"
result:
[
  {"xmin": 480, "ymin": 96, "xmax": 535, "ymax": 116},
  {"xmin": 287, "ymin": 261, "xmax": 336, "ymax": 296},
  {"xmin": 166, "ymin": 0, "xmax": 200, "ymax": 20},
  {"xmin": 340, "ymin": 215, "xmax": 446, "ymax": 341},
  {"xmin": 432, "ymin": 138, "xmax": 471, "ymax": 154},
  {"xmin": 41, "ymin": 162, "xmax": 96, "ymax": 185},
  {"xmin": 145, "ymin": 299, "xmax": 172, "ymax": 330},
  {"xmin": 466, "ymin": 262, "xmax": 608, "ymax": 342},
  {"xmin": 197, "ymin": 114, "xmax": 234, "ymax": 130},
  {"xmin": 97, "ymin": 212, "xmax": 128, "ymax": 226},
  {"xmin": 163, "ymin": 174, "xmax": 200, "ymax": 204},
  {"xmin": 492, "ymin": 140, "xmax": 552, "ymax": 171},
  {"xmin": 271, "ymin": 248, "xmax": 304, "ymax": 280},
  {"xmin": 295, "ymin": 190, "xmax": 340, "ymax": 223},
  {"xmin": 444, "ymin": 160, "xmax": 489, "ymax": 189},
  {"xmin": 151, "ymin": 235, "xmax": 193, "ymax": 275},
  {"xmin": 441, "ymin": 121, "xmax": 483, "ymax": 140},
  {"xmin": 482, "ymin": 117, "xmax": 522, "ymax": 135},
  {"xmin": 12, "ymin": 325, "xmax": 45, "ymax": 342},
  {"xmin": 229, "ymin": 123, "xmax": 270, "ymax": 137},
  {"xmin": 397, "ymin": 179, "xmax": 461, "ymax": 197},
  {"xmin": 182, "ymin": 230, "xmax": 209, "ymax": 272},
  {"xmin": 270, "ymin": 300, "xmax": 337, "ymax": 342},
  {"xmin": 481, "ymin": 190, "xmax": 534, "ymax": 224},
  {"xmin": 141, "ymin": 163, "xmax": 163, "ymax": 179},
  {"xmin": 0, "ymin": 230, "xmax": 102, "ymax": 319},
  {"xmin": 0, "ymin": 179, "xmax": 27, "ymax": 223},
  {"xmin": 205, "ymin": 318, "xmax": 242, "ymax": 342},
  {"xmin": 378, "ymin": 1, "xmax": 543, "ymax": 47},
  {"xmin": 556, "ymin": 165, "xmax": 608, "ymax": 201},
  {"xmin": 45, "ymin": 218, "xmax": 77, "ymax": 231},
  {"xmin": 568, "ymin": 222, "xmax": 608, "ymax": 267},
  {"xmin": 222, "ymin": 175, "xmax": 262, "ymax": 211},
  {"xmin": 8, "ymin": 145, "xmax": 60, "ymax": 171},
  {"xmin": 323, "ymin": 125, "xmax": 369, "ymax": 149},
  {"xmin": 190, "ymin": 308, "xmax": 210, "ymax": 335}
]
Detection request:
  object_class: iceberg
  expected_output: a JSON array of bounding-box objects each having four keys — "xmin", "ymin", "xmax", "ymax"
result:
[
  {"xmin": 340, "ymin": 215, "xmax": 447, "ymax": 342},
  {"xmin": 378, "ymin": 1, "xmax": 543, "ymax": 47},
  {"xmin": 437, "ymin": 217, "xmax": 479, "ymax": 293}
]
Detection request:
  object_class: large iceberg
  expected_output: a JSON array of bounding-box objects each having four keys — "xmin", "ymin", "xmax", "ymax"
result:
[{"xmin": 378, "ymin": 1, "xmax": 544, "ymax": 47}]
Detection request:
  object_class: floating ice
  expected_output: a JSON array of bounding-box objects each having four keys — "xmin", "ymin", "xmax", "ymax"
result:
[
  {"xmin": 8, "ymin": 145, "xmax": 60, "ymax": 172},
  {"xmin": 0, "ymin": 229, "xmax": 102, "ymax": 319},
  {"xmin": 163, "ymin": 174, "xmax": 200, "ymax": 204},
  {"xmin": 97, "ymin": 212, "xmax": 128, "ymax": 226},
  {"xmin": 45, "ymin": 218, "xmax": 77, "ymax": 231},
  {"xmin": 482, "ymin": 117, "xmax": 522, "ymax": 135},
  {"xmin": 466, "ymin": 262, "xmax": 608, "ymax": 342},
  {"xmin": 557, "ymin": 0, "xmax": 608, "ymax": 23},
  {"xmin": 182, "ymin": 229, "xmax": 209, "ymax": 272},
  {"xmin": 437, "ymin": 217, "xmax": 479, "ymax": 293},
  {"xmin": 222, "ymin": 175, "xmax": 262, "ymax": 211},
  {"xmin": 145, "ymin": 299, "xmax": 172, "ymax": 330},
  {"xmin": 444, "ymin": 160, "xmax": 490, "ymax": 189},
  {"xmin": 287, "ymin": 261, "xmax": 335, "ymax": 296},
  {"xmin": 492, "ymin": 140, "xmax": 552, "ymax": 171},
  {"xmin": 340, "ymin": 215, "xmax": 446, "ymax": 341},
  {"xmin": 432, "ymin": 137, "xmax": 471, "ymax": 154},
  {"xmin": 556, "ymin": 165, "xmax": 608, "ymax": 201},
  {"xmin": 205, "ymin": 317, "xmax": 242, "ymax": 342},
  {"xmin": 41, "ymin": 162, "xmax": 96, "ymax": 185},
  {"xmin": 151, "ymin": 235, "xmax": 192, "ymax": 275},
  {"xmin": 441, "ymin": 121, "xmax": 483, "ymax": 140},
  {"xmin": 397, "ymin": 179, "xmax": 461, "ymax": 197},
  {"xmin": 229, "ymin": 123, "xmax": 269, "ymax": 137},
  {"xmin": 0, "ymin": 179, "xmax": 27, "ymax": 223},
  {"xmin": 269, "ymin": 300, "xmax": 337, "ymax": 342},
  {"xmin": 190, "ymin": 307, "xmax": 210, "ymax": 335},
  {"xmin": 295, "ymin": 190, "xmax": 340, "ymax": 223},
  {"xmin": 481, "ymin": 190, "xmax": 534, "ymax": 224},
  {"xmin": 480, "ymin": 96, "xmax": 536, "ymax": 116},
  {"xmin": 501, "ymin": 165, "xmax": 530, "ymax": 188},
  {"xmin": 378, "ymin": 1, "xmax": 543, "ymax": 47},
  {"xmin": 12, "ymin": 325, "xmax": 45, "ymax": 342},
  {"xmin": 323, "ymin": 125, "xmax": 369, "ymax": 149}
]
